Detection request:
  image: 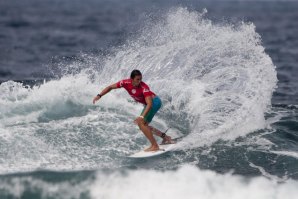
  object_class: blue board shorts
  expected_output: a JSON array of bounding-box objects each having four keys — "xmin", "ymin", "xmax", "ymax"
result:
[{"xmin": 141, "ymin": 96, "xmax": 162, "ymax": 123}]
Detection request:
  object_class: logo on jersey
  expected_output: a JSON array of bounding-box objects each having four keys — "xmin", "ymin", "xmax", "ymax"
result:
[
  {"xmin": 143, "ymin": 89, "xmax": 149, "ymax": 93},
  {"xmin": 131, "ymin": 89, "xmax": 136, "ymax": 94}
]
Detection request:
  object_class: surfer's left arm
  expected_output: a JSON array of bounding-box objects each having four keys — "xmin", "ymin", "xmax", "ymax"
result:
[{"xmin": 92, "ymin": 83, "xmax": 118, "ymax": 104}]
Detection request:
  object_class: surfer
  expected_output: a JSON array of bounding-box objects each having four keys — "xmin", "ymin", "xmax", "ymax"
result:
[{"xmin": 93, "ymin": 69, "xmax": 174, "ymax": 152}]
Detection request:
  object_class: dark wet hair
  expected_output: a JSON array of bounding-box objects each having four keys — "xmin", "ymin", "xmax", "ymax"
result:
[{"xmin": 130, "ymin": 69, "xmax": 142, "ymax": 79}]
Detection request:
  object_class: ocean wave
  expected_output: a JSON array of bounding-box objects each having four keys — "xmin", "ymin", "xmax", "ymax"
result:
[
  {"xmin": 0, "ymin": 7, "xmax": 277, "ymax": 173},
  {"xmin": 1, "ymin": 165, "xmax": 297, "ymax": 199}
]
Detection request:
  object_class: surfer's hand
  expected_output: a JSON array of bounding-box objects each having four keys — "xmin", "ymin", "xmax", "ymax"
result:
[{"xmin": 93, "ymin": 95, "xmax": 101, "ymax": 104}]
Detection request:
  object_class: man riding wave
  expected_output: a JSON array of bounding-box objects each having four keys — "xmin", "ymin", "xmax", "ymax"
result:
[{"xmin": 93, "ymin": 70, "xmax": 174, "ymax": 152}]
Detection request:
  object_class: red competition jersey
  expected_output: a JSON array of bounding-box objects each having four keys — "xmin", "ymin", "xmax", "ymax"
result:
[{"xmin": 116, "ymin": 79, "xmax": 156, "ymax": 105}]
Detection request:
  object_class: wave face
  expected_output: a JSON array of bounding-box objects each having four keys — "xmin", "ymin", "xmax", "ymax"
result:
[{"xmin": 0, "ymin": 8, "xmax": 277, "ymax": 173}]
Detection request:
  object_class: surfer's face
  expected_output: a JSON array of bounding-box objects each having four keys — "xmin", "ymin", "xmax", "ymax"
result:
[{"xmin": 132, "ymin": 75, "xmax": 142, "ymax": 86}]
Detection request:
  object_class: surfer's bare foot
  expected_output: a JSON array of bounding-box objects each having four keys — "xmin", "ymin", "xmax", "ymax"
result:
[
  {"xmin": 161, "ymin": 135, "xmax": 176, "ymax": 145},
  {"xmin": 144, "ymin": 145, "xmax": 159, "ymax": 152}
]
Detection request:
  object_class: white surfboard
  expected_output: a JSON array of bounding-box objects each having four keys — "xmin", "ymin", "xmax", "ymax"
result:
[
  {"xmin": 129, "ymin": 143, "xmax": 177, "ymax": 158},
  {"xmin": 128, "ymin": 128, "xmax": 183, "ymax": 158}
]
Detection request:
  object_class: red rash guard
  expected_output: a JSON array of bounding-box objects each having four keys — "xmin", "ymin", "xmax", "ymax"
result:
[{"xmin": 116, "ymin": 79, "xmax": 156, "ymax": 105}]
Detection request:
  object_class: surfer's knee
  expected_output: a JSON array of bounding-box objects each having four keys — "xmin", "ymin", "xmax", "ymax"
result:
[
  {"xmin": 136, "ymin": 120, "xmax": 148, "ymax": 128},
  {"xmin": 135, "ymin": 120, "xmax": 143, "ymax": 127}
]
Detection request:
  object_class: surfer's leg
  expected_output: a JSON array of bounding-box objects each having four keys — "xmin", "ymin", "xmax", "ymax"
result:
[
  {"xmin": 137, "ymin": 96, "xmax": 165, "ymax": 151},
  {"xmin": 148, "ymin": 126, "xmax": 175, "ymax": 144},
  {"xmin": 142, "ymin": 97, "xmax": 173, "ymax": 144},
  {"xmin": 136, "ymin": 120, "xmax": 159, "ymax": 151}
]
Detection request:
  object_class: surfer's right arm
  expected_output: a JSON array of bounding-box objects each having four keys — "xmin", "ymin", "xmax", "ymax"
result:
[{"xmin": 92, "ymin": 83, "xmax": 118, "ymax": 104}]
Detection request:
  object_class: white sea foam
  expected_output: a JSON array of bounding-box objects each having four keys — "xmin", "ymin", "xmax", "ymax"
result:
[
  {"xmin": 90, "ymin": 165, "xmax": 298, "ymax": 199},
  {"xmin": 271, "ymin": 151, "xmax": 298, "ymax": 159},
  {"xmin": 0, "ymin": 175, "xmax": 91, "ymax": 199},
  {"xmin": 1, "ymin": 165, "xmax": 297, "ymax": 199}
]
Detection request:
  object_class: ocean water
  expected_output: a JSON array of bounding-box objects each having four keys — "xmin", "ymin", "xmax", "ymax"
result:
[{"xmin": 0, "ymin": 0, "xmax": 298, "ymax": 198}]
